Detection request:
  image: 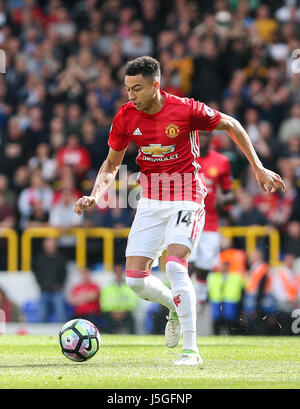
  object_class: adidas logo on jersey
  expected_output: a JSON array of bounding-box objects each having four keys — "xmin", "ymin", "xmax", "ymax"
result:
[{"xmin": 133, "ymin": 128, "xmax": 142, "ymax": 135}]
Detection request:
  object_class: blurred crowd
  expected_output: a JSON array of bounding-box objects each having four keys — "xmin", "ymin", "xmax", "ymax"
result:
[
  {"xmin": 1, "ymin": 236, "xmax": 299, "ymax": 337},
  {"xmin": 0, "ymin": 0, "xmax": 300, "ymax": 330}
]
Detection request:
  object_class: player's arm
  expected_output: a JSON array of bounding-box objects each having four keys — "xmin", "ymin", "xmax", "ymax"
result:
[
  {"xmin": 74, "ymin": 148, "xmax": 126, "ymax": 215},
  {"xmin": 215, "ymin": 113, "xmax": 285, "ymax": 193}
]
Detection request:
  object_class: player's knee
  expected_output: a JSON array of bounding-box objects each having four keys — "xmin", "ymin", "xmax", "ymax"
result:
[
  {"xmin": 165, "ymin": 256, "xmax": 188, "ymax": 279},
  {"xmin": 125, "ymin": 269, "xmax": 151, "ymax": 294},
  {"xmin": 165, "ymin": 257, "xmax": 191, "ymax": 292},
  {"xmin": 125, "ymin": 276, "xmax": 146, "ymax": 294}
]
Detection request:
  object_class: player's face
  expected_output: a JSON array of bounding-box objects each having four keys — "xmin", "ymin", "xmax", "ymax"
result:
[{"xmin": 124, "ymin": 74, "xmax": 158, "ymax": 111}]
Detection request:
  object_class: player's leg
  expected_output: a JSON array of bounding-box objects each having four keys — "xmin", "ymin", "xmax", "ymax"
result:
[
  {"xmin": 189, "ymin": 231, "xmax": 221, "ymax": 305},
  {"xmin": 125, "ymin": 199, "xmax": 176, "ymax": 312},
  {"xmin": 125, "ymin": 255, "xmax": 175, "ymax": 312},
  {"xmin": 190, "ymin": 266, "xmax": 210, "ymax": 305},
  {"xmin": 164, "ymin": 204, "xmax": 205, "ymax": 367},
  {"xmin": 165, "ymin": 244, "xmax": 202, "ymax": 366},
  {"xmin": 189, "ymin": 243, "xmax": 209, "ymax": 307}
]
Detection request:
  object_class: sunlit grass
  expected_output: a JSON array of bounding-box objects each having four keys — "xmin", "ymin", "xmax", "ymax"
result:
[{"xmin": 0, "ymin": 335, "xmax": 299, "ymax": 389}]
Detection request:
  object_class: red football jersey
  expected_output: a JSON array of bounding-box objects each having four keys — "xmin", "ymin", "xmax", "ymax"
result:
[
  {"xmin": 198, "ymin": 150, "xmax": 233, "ymax": 231},
  {"xmin": 108, "ymin": 91, "xmax": 221, "ymax": 203},
  {"xmin": 71, "ymin": 282, "xmax": 101, "ymax": 316}
]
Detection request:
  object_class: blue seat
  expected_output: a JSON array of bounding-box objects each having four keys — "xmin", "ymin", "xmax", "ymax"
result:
[{"xmin": 21, "ymin": 300, "xmax": 39, "ymax": 323}]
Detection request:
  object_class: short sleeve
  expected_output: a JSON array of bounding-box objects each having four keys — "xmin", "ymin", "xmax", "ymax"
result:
[
  {"xmin": 108, "ymin": 108, "xmax": 130, "ymax": 151},
  {"xmin": 189, "ymin": 99, "xmax": 221, "ymax": 132},
  {"xmin": 219, "ymin": 156, "xmax": 233, "ymax": 191}
]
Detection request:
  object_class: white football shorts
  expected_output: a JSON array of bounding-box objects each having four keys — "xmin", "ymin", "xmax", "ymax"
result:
[
  {"xmin": 189, "ymin": 230, "xmax": 220, "ymax": 270},
  {"xmin": 126, "ymin": 198, "xmax": 205, "ymax": 264}
]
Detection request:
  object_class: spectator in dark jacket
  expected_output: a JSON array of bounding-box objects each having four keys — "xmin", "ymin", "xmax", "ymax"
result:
[{"xmin": 32, "ymin": 237, "xmax": 67, "ymax": 322}]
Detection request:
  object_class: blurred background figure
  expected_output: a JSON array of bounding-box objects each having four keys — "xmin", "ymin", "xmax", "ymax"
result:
[
  {"xmin": 32, "ymin": 238, "xmax": 67, "ymax": 322},
  {"xmin": 272, "ymin": 253, "xmax": 300, "ymax": 335},
  {"xmin": 0, "ymin": 287, "xmax": 24, "ymax": 323},
  {"xmin": 100, "ymin": 264, "xmax": 138, "ymax": 334},
  {"xmin": 207, "ymin": 258, "xmax": 245, "ymax": 335},
  {"xmin": 18, "ymin": 169, "xmax": 53, "ymax": 231},
  {"xmin": 243, "ymin": 249, "xmax": 277, "ymax": 335},
  {"xmin": 0, "ymin": 192, "xmax": 16, "ymax": 270},
  {"xmin": 189, "ymin": 130, "xmax": 234, "ymax": 313},
  {"xmin": 68, "ymin": 268, "xmax": 102, "ymax": 328},
  {"xmin": 49, "ymin": 187, "xmax": 84, "ymax": 261}
]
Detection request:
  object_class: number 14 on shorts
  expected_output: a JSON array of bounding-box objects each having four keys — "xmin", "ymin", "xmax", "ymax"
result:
[
  {"xmin": 174, "ymin": 207, "xmax": 205, "ymax": 243},
  {"xmin": 176, "ymin": 210, "xmax": 193, "ymax": 227}
]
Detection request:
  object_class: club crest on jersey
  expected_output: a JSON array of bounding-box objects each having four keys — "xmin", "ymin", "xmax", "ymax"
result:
[
  {"xmin": 165, "ymin": 124, "xmax": 179, "ymax": 138},
  {"xmin": 140, "ymin": 144, "xmax": 176, "ymax": 157},
  {"xmin": 208, "ymin": 166, "xmax": 219, "ymax": 177}
]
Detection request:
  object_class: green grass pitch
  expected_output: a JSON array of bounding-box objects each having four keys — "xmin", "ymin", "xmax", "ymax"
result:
[{"xmin": 0, "ymin": 334, "xmax": 299, "ymax": 389}]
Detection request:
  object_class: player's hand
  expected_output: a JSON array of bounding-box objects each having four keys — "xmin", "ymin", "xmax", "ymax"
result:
[
  {"xmin": 74, "ymin": 195, "xmax": 97, "ymax": 215},
  {"xmin": 254, "ymin": 167, "xmax": 286, "ymax": 193}
]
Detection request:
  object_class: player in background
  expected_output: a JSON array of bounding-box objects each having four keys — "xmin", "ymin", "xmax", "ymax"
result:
[
  {"xmin": 74, "ymin": 56, "xmax": 285, "ymax": 367},
  {"xmin": 189, "ymin": 131, "xmax": 234, "ymax": 313}
]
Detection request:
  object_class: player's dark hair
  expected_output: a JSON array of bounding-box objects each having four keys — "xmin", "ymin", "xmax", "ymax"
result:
[{"xmin": 125, "ymin": 56, "xmax": 161, "ymax": 80}]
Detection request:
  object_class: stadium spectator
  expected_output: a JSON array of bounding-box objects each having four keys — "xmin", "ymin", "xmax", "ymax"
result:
[
  {"xmin": 0, "ymin": 173, "xmax": 16, "ymax": 207},
  {"xmin": 49, "ymin": 187, "xmax": 84, "ymax": 261},
  {"xmin": 0, "ymin": 192, "xmax": 16, "ymax": 270},
  {"xmin": 97, "ymin": 20, "xmax": 118, "ymax": 57},
  {"xmin": 28, "ymin": 142, "xmax": 57, "ymax": 183},
  {"xmin": 121, "ymin": 19, "xmax": 154, "ymax": 58},
  {"xmin": 243, "ymin": 249, "xmax": 277, "ymax": 335},
  {"xmin": 207, "ymin": 258, "xmax": 246, "ymax": 335},
  {"xmin": 52, "ymin": 164, "xmax": 82, "ymax": 205},
  {"xmin": 279, "ymin": 103, "xmax": 300, "ymax": 143},
  {"xmin": 26, "ymin": 199, "xmax": 49, "ymax": 229},
  {"xmin": 272, "ymin": 253, "xmax": 300, "ymax": 335},
  {"xmin": 67, "ymin": 268, "xmax": 102, "ymax": 327},
  {"xmin": 219, "ymin": 237, "xmax": 247, "ymax": 276},
  {"xmin": 253, "ymin": 121, "xmax": 281, "ymax": 171},
  {"xmin": 48, "ymin": 5, "xmax": 76, "ymax": 44},
  {"xmin": 100, "ymin": 264, "xmax": 137, "ymax": 334},
  {"xmin": 18, "ymin": 168, "xmax": 53, "ymax": 230},
  {"xmin": 0, "ymin": 287, "xmax": 24, "ymax": 323},
  {"xmin": 254, "ymin": 4, "xmax": 279, "ymax": 43},
  {"xmin": 56, "ymin": 134, "xmax": 92, "ymax": 179},
  {"xmin": 0, "ymin": 117, "xmax": 28, "ymax": 179},
  {"xmin": 11, "ymin": 166, "xmax": 30, "ymax": 200},
  {"xmin": 94, "ymin": 72, "xmax": 121, "ymax": 117},
  {"xmin": 191, "ymin": 38, "xmax": 222, "ymax": 102},
  {"xmin": 232, "ymin": 188, "xmax": 268, "ymax": 227},
  {"xmin": 24, "ymin": 107, "xmax": 48, "ymax": 155},
  {"xmin": 81, "ymin": 117, "xmax": 108, "ymax": 173},
  {"xmin": 275, "ymin": 0, "xmax": 300, "ymax": 23},
  {"xmin": 102, "ymin": 195, "xmax": 134, "ymax": 264},
  {"xmin": 284, "ymin": 220, "xmax": 300, "ymax": 259},
  {"xmin": 168, "ymin": 40, "xmax": 194, "ymax": 96},
  {"xmin": 32, "ymin": 237, "xmax": 67, "ymax": 323}
]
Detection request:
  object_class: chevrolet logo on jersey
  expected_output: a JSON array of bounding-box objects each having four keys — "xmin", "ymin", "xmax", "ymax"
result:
[{"xmin": 140, "ymin": 144, "xmax": 176, "ymax": 157}]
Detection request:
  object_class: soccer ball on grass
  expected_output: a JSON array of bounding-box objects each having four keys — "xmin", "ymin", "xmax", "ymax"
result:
[{"xmin": 59, "ymin": 318, "xmax": 101, "ymax": 362}]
